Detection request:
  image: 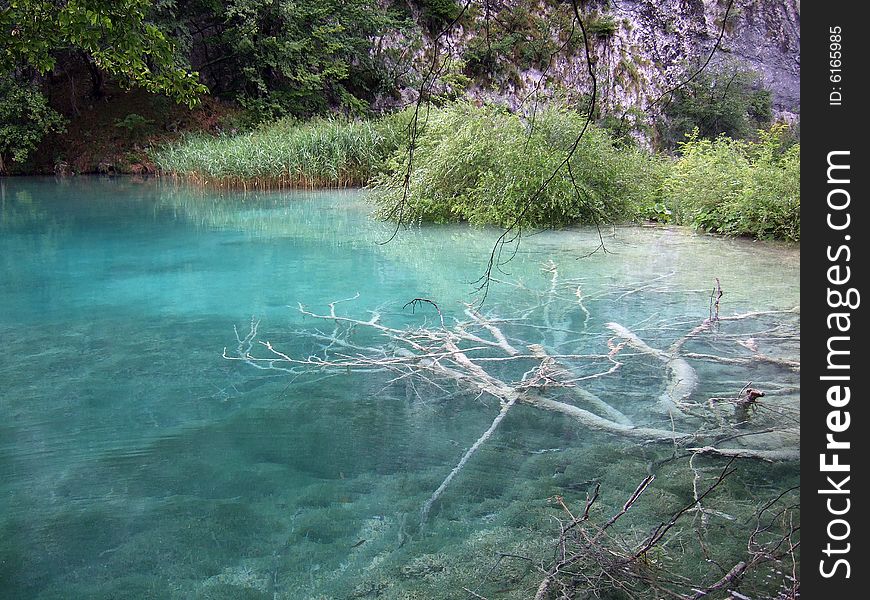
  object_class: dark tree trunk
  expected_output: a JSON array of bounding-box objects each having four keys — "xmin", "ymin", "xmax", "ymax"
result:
[{"xmin": 80, "ymin": 52, "xmax": 104, "ymax": 99}]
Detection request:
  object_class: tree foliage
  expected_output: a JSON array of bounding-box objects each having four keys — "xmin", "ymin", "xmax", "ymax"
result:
[
  {"xmin": 658, "ymin": 61, "xmax": 773, "ymax": 149},
  {"xmin": 0, "ymin": 0, "xmax": 206, "ymax": 105},
  {"xmin": 413, "ymin": 0, "xmax": 463, "ymax": 33},
  {"xmin": 157, "ymin": 0, "xmax": 415, "ymax": 121},
  {"xmin": 0, "ymin": 77, "xmax": 65, "ymax": 172}
]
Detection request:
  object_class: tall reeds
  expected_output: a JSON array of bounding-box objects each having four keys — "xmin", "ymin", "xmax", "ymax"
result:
[
  {"xmin": 153, "ymin": 116, "xmax": 407, "ymax": 189},
  {"xmin": 152, "ymin": 101, "xmax": 799, "ymax": 241}
]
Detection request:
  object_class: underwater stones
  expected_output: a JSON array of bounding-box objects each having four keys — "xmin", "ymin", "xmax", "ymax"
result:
[{"xmin": 400, "ymin": 552, "xmax": 450, "ymax": 580}]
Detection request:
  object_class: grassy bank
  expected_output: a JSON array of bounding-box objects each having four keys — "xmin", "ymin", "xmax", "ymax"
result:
[
  {"xmin": 153, "ymin": 101, "xmax": 800, "ymax": 240},
  {"xmin": 153, "ymin": 115, "xmax": 409, "ymax": 188}
]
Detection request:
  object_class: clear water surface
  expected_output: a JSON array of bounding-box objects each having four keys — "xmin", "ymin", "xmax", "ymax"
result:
[{"xmin": 0, "ymin": 178, "xmax": 799, "ymax": 599}]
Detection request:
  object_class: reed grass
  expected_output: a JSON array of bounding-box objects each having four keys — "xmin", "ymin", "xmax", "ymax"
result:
[{"xmin": 152, "ymin": 115, "xmax": 409, "ymax": 189}]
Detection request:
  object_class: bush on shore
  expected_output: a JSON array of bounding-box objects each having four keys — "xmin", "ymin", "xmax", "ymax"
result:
[
  {"xmin": 370, "ymin": 102, "xmax": 666, "ymax": 228},
  {"xmin": 661, "ymin": 126, "xmax": 800, "ymax": 241}
]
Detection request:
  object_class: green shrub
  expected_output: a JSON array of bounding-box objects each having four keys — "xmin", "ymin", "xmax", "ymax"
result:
[
  {"xmin": 114, "ymin": 113, "xmax": 156, "ymax": 139},
  {"xmin": 415, "ymin": 0, "xmax": 463, "ymax": 32},
  {"xmin": 371, "ymin": 101, "xmax": 665, "ymax": 228},
  {"xmin": 459, "ymin": 0, "xmax": 563, "ymax": 79},
  {"xmin": 659, "ymin": 63, "xmax": 773, "ymax": 149},
  {"xmin": 661, "ymin": 125, "xmax": 800, "ymax": 240},
  {"xmin": 0, "ymin": 77, "xmax": 66, "ymax": 173},
  {"xmin": 586, "ymin": 14, "xmax": 619, "ymax": 37}
]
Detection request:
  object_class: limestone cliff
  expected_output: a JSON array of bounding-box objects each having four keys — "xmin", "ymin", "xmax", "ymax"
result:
[{"xmin": 396, "ymin": 0, "xmax": 800, "ymax": 120}]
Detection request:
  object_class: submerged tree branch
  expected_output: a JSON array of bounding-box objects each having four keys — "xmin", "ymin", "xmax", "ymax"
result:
[{"xmin": 225, "ymin": 276, "xmax": 799, "ymax": 527}]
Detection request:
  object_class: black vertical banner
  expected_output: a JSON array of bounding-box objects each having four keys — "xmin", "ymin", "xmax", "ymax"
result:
[{"xmin": 803, "ymin": 2, "xmax": 867, "ymax": 597}]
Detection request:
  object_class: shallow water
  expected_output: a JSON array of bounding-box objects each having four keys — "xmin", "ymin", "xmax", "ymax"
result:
[{"xmin": 1, "ymin": 178, "xmax": 799, "ymax": 599}]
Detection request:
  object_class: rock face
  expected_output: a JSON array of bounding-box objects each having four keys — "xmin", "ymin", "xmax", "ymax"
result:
[
  {"xmin": 716, "ymin": 0, "xmax": 800, "ymax": 113},
  {"xmin": 396, "ymin": 0, "xmax": 800, "ymax": 120},
  {"xmin": 593, "ymin": 0, "xmax": 800, "ymax": 115}
]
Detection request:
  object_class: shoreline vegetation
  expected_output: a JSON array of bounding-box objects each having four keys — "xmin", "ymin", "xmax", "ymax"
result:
[
  {"xmin": 152, "ymin": 100, "xmax": 800, "ymax": 241},
  {"xmin": 153, "ymin": 116, "xmax": 408, "ymax": 189}
]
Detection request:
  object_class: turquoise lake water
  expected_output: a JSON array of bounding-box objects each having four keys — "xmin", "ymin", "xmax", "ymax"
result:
[{"xmin": 1, "ymin": 178, "xmax": 799, "ymax": 599}]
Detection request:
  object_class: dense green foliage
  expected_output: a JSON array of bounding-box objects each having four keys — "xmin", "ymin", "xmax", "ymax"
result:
[
  {"xmin": 155, "ymin": 0, "xmax": 414, "ymax": 121},
  {"xmin": 1, "ymin": 0, "xmax": 205, "ymax": 169},
  {"xmin": 0, "ymin": 0, "xmax": 205, "ymax": 105},
  {"xmin": 461, "ymin": 0, "xmax": 572, "ymax": 81},
  {"xmin": 659, "ymin": 62, "xmax": 773, "ymax": 149},
  {"xmin": 414, "ymin": 0, "xmax": 463, "ymax": 32},
  {"xmin": 371, "ymin": 102, "xmax": 665, "ymax": 228},
  {"xmin": 0, "ymin": 0, "xmax": 415, "ymax": 167},
  {"xmin": 661, "ymin": 126, "xmax": 800, "ymax": 240},
  {"xmin": 153, "ymin": 114, "xmax": 409, "ymax": 187},
  {"xmin": 0, "ymin": 78, "xmax": 66, "ymax": 172}
]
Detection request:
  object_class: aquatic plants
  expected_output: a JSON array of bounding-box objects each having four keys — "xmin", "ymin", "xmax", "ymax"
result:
[{"xmin": 154, "ymin": 99, "xmax": 800, "ymax": 242}]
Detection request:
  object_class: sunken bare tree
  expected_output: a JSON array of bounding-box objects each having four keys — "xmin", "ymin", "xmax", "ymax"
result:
[
  {"xmin": 224, "ymin": 263, "xmax": 799, "ymax": 597},
  {"xmin": 225, "ymin": 264, "xmax": 799, "ymax": 515}
]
